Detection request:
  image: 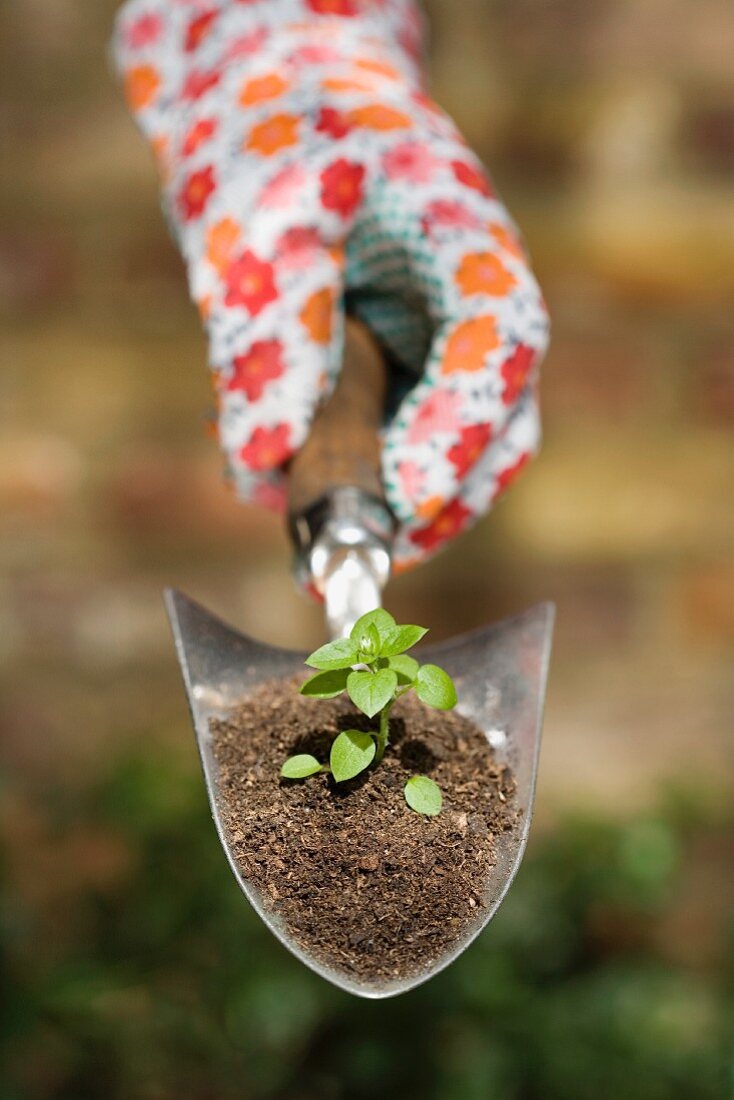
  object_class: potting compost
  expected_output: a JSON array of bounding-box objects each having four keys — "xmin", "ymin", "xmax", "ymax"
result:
[{"xmin": 211, "ymin": 676, "xmax": 518, "ymax": 982}]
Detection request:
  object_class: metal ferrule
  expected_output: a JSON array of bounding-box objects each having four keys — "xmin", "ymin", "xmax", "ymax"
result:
[{"xmin": 289, "ymin": 487, "xmax": 395, "ymax": 639}]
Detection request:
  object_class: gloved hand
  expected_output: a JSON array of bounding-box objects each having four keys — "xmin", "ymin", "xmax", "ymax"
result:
[{"xmin": 114, "ymin": 0, "xmax": 549, "ymax": 570}]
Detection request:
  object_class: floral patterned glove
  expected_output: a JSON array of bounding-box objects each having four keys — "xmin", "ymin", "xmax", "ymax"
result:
[{"xmin": 114, "ymin": 0, "xmax": 549, "ymax": 569}]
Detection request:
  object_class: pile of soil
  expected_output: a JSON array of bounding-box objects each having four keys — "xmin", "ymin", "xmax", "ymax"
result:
[{"xmin": 210, "ymin": 677, "xmax": 518, "ymax": 984}]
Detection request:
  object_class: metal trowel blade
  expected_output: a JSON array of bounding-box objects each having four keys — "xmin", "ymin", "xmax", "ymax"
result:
[{"xmin": 164, "ymin": 588, "xmax": 554, "ymax": 999}]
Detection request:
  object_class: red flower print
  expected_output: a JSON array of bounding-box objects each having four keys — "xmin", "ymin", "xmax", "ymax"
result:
[
  {"xmin": 451, "ymin": 160, "xmax": 493, "ymax": 197},
  {"xmin": 494, "ymin": 452, "xmax": 531, "ymax": 498},
  {"xmin": 447, "ymin": 424, "xmax": 493, "ymax": 478},
  {"xmin": 320, "ymin": 159, "xmax": 365, "ymax": 219},
  {"xmin": 225, "ymin": 28, "xmax": 269, "ymax": 61},
  {"xmin": 316, "ymin": 107, "xmax": 352, "ymax": 140},
  {"xmin": 239, "ymin": 423, "xmax": 291, "ymax": 472},
  {"xmin": 223, "ymin": 250, "xmax": 278, "ymax": 315},
  {"xmin": 500, "ymin": 344, "xmax": 536, "ymax": 405},
  {"xmin": 126, "ymin": 13, "xmax": 162, "ymax": 49},
  {"xmin": 227, "ymin": 340, "xmax": 285, "ymax": 401},
  {"xmin": 421, "ymin": 199, "xmax": 481, "ymax": 237},
  {"xmin": 292, "ymin": 44, "xmax": 340, "ymax": 65},
  {"xmin": 182, "ymin": 69, "xmax": 220, "ymax": 101},
  {"xmin": 275, "ymin": 226, "xmax": 322, "ymax": 271},
  {"xmin": 406, "ymin": 390, "xmax": 461, "ymax": 445},
  {"xmin": 397, "ymin": 460, "xmax": 426, "ymax": 501},
  {"xmin": 185, "ymin": 10, "xmax": 218, "ymax": 52},
  {"xmin": 260, "ymin": 163, "xmax": 306, "ymax": 209},
  {"xmin": 307, "ymin": 0, "xmax": 358, "ymax": 15},
  {"xmin": 177, "ymin": 165, "xmax": 216, "ymax": 221},
  {"xmin": 382, "ymin": 142, "xmax": 439, "ymax": 183},
  {"xmin": 181, "ymin": 117, "xmax": 217, "ymax": 157},
  {"xmin": 409, "ymin": 499, "xmax": 472, "ymax": 553},
  {"xmin": 253, "ymin": 480, "xmax": 287, "ymax": 514}
]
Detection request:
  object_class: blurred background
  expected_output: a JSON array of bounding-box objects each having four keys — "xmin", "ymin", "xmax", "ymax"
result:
[{"xmin": 2, "ymin": 1, "xmax": 733, "ymax": 1096}]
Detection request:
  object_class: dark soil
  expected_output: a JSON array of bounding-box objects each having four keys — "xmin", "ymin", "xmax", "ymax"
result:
[{"xmin": 210, "ymin": 677, "xmax": 518, "ymax": 984}]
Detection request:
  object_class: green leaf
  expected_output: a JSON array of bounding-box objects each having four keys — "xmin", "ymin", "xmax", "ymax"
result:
[
  {"xmin": 415, "ymin": 664, "xmax": 457, "ymax": 710},
  {"xmin": 404, "ymin": 776, "xmax": 443, "ymax": 816},
  {"xmin": 350, "ymin": 609, "xmax": 396, "ymax": 647},
  {"xmin": 379, "ymin": 624, "xmax": 428, "ymax": 657},
  {"xmin": 347, "ymin": 669, "xmax": 398, "ymax": 718},
  {"xmin": 300, "ymin": 669, "xmax": 350, "ymax": 699},
  {"xmin": 305, "ymin": 638, "xmax": 359, "ymax": 671},
  {"xmin": 281, "ymin": 755, "xmax": 323, "ymax": 779},
  {"xmin": 330, "ymin": 730, "xmax": 376, "ymax": 782},
  {"xmin": 387, "ymin": 654, "xmax": 419, "ymax": 685}
]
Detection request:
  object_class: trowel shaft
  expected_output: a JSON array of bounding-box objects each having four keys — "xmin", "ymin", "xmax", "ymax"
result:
[{"xmin": 287, "ymin": 319, "xmax": 395, "ymax": 638}]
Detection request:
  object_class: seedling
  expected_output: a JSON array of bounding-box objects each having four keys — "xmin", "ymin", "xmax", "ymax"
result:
[{"xmin": 281, "ymin": 609, "xmax": 457, "ymax": 815}]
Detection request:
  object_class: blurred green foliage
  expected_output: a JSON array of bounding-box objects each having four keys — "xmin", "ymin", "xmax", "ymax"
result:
[{"xmin": 2, "ymin": 755, "xmax": 731, "ymax": 1100}]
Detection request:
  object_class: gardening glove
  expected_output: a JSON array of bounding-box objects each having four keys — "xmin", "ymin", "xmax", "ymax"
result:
[{"xmin": 113, "ymin": 0, "xmax": 549, "ymax": 570}]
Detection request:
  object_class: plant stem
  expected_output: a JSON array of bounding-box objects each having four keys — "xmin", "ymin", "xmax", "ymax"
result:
[{"xmin": 374, "ymin": 702, "xmax": 392, "ymax": 764}]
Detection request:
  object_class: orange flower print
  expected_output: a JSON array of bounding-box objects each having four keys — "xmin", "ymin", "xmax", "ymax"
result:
[
  {"xmin": 447, "ymin": 423, "xmax": 493, "ymax": 478},
  {"xmin": 500, "ymin": 344, "xmax": 536, "ymax": 405},
  {"xmin": 456, "ymin": 252, "xmax": 517, "ymax": 298},
  {"xmin": 177, "ymin": 166, "xmax": 216, "ymax": 222},
  {"xmin": 245, "ymin": 114, "xmax": 300, "ymax": 156},
  {"xmin": 409, "ymin": 499, "xmax": 472, "ymax": 553},
  {"xmin": 223, "ymin": 250, "xmax": 278, "ymax": 315},
  {"xmin": 239, "ymin": 423, "xmax": 292, "ymax": 472},
  {"xmin": 150, "ymin": 135, "xmax": 171, "ymax": 182},
  {"xmin": 206, "ymin": 218, "xmax": 241, "ymax": 276},
  {"xmin": 197, "ymin": 294, "xmax": 212, "ymax": 322},
  {"xmin": 124, "ymin": 64, "xmax": 160, "ymax": 112},
  {"xmin": 227, "ymin": 340, "xmax": 285, "ymax": 401},
  {"xmin": 416, "ymin": 495, "xmax": 444, "ymax": 521},
  {"xmin": 348, "ymin": 105, "xmax": 412, "ymax": 131},
  {"xmin": 488, "ymin": 222, "xmax": 526, "ymax": 261},
  {"xmin": 300, "ymin": 288, "xmax": 334, "ymax": 344},
  {"xmin": 355, "ymin": 58, "xmax": 400, "ymax": 80},
  {"xmin": 441, "ymin": 316, "xmax": 499, "ymax": 374},
  {"xmin": 185, "ymin": 10, "xmax": 218, "ymax": 53},
  {"xmin": 239, "ymin": 72, "xmax": 289, "ymax": 107},
  {"xmin": 320, "ymin": 159, "xmax": 365, "ymax": 218},
  {"xmin": 322, "ymin": 77, "xmax": 374, "ymax": 94}
]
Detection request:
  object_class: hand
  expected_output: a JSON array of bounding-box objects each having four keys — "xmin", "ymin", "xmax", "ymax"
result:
[{"xmin": 115, "ymin": 0, "xmax": 549, "ymax": 569}]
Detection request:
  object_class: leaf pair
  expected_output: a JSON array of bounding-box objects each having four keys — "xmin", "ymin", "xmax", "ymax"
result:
[
  {"xmin": 281, "ymin": 730, "xmax": 375, "ymax": 784},
  {"xmin": 305, "ymin": 609, "xmax": 427, "ymax": 674}
]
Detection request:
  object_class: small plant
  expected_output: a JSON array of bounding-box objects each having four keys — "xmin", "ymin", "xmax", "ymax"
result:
[{"xmin": 281, "ymin": 609, "xmax": 457, "ymax": 816}]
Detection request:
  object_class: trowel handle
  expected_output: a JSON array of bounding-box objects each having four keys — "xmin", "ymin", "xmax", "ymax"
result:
[
  {"xmin": 287, "ymin": 317, "xmax": 389, "ymax": 517},
  {"xmin": 287, "ymin": 317, "xmax": 395, "ymax": 632}
]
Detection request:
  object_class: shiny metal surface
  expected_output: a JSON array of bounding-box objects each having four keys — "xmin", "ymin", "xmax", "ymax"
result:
[
  {"xmin": 289, "ymin": 487, "xmax": 393, "ymax": 636},
  {"xmin": 164, "ymin": 587, "xmax": 555, "ymax": 999}
]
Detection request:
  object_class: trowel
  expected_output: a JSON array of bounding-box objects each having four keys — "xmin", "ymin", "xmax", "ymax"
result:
[{"xmin": 165, "ymin": 318, "xmax": 554, "ymax": 999}]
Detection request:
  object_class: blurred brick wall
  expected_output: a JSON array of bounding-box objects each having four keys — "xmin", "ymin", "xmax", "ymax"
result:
[{"xmin": 1, "ymin": 0, "xmax": 733, "ymax": 811}]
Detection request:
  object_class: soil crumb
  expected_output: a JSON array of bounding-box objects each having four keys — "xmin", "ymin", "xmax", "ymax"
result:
[{"xmin": 210, "ymin": 676, "xmax": 518, "ymax": 985}]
